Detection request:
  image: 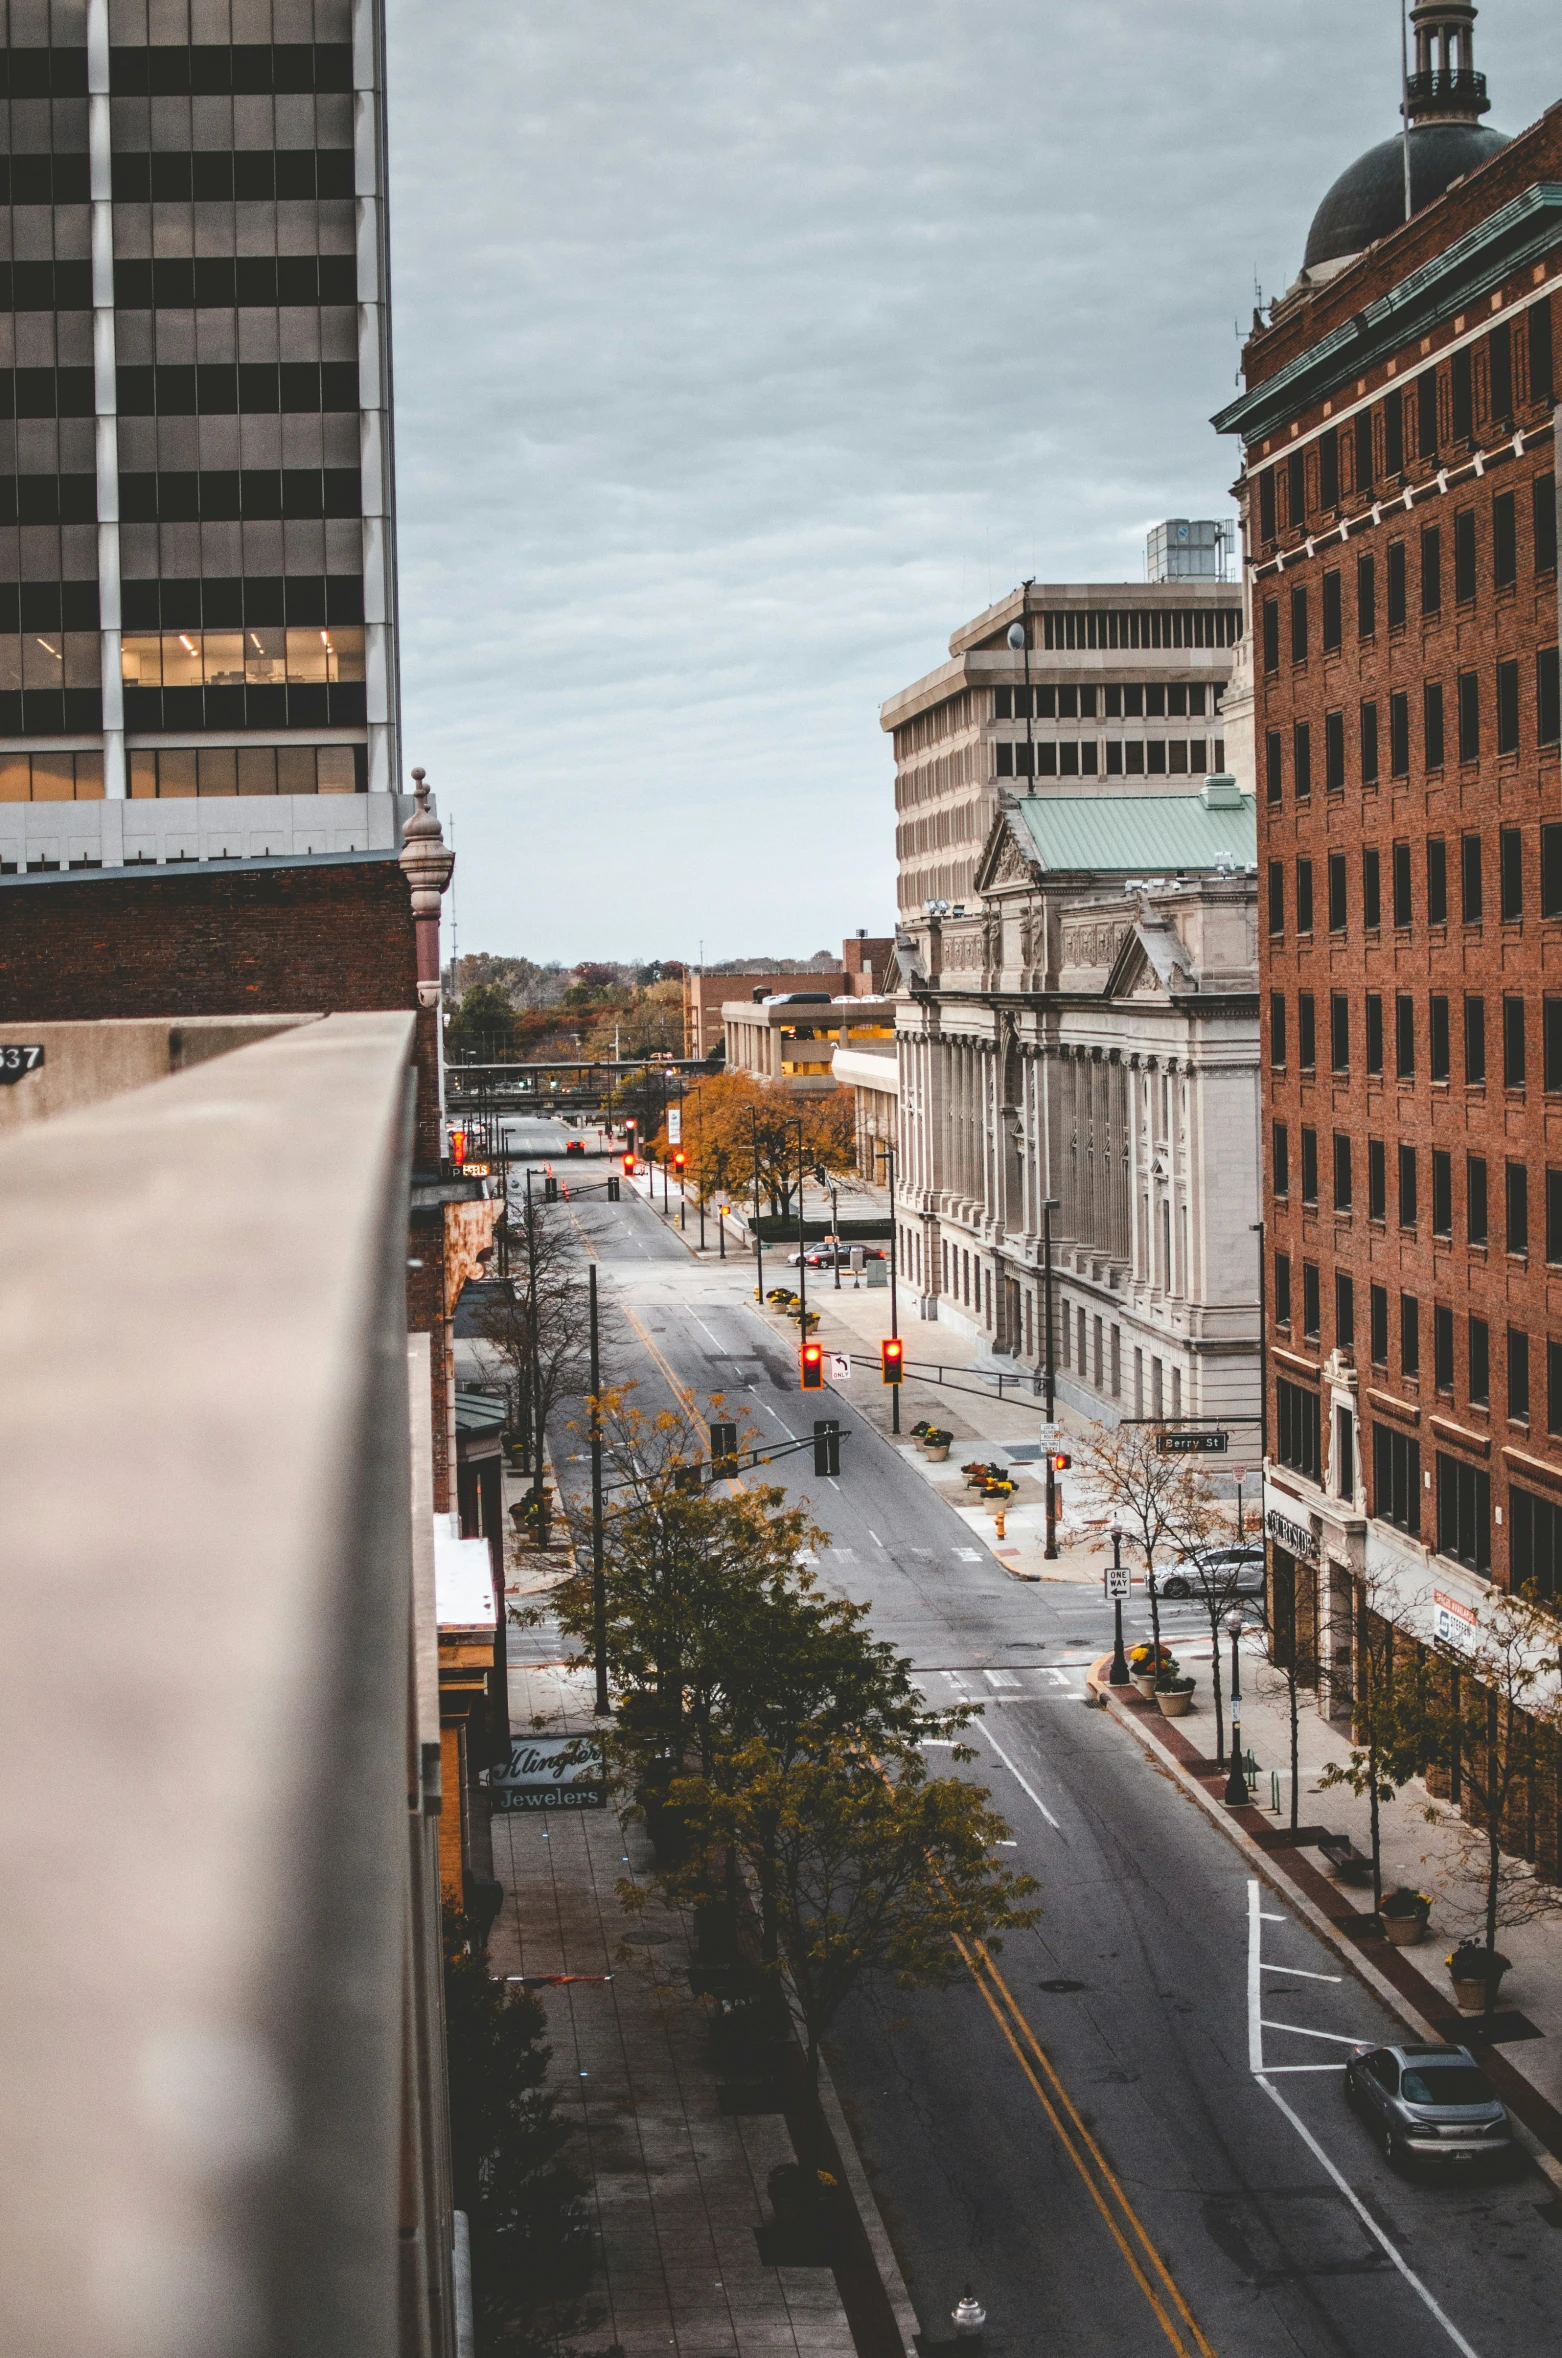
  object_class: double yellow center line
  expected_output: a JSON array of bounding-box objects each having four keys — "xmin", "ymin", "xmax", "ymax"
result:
[{"xmin": 954, "ymin": 1933, "xmax": 1218, "ymax": 2358}]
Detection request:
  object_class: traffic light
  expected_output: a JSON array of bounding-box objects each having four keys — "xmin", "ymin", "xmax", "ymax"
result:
[
  {"xmin": 543, "ymin": 1174, "xmax": 559, "ymax": 1203},
  {"xmin": 622, "ymin": 1152, "xmax": 637, "ymax": 1177},
  {"xmin": 709, "ymin": 1420, "xmax": 739, "ymax": 1478},
  {"xmin": 1049, "ymin": 1452, "xmax": 1072, "ymax": 1471},
  {"xmin": 800, "ymin": 1340, "xmax": 824, "ymax": 1390},
  {"xmin": 881, "ymin": 1337, "xmax": 904, "ymax": 1386},
  {"xmin": 813, "ymin": 1418, "xmax": 840, "ymax": 1476},
  {"xmin": 673, "ymin": 1150, "xmax": 686, "ymax": 1176}
]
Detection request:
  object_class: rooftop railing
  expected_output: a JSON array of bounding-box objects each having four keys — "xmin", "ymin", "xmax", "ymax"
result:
[{"xmin": 0, "ymin": 1011, "xmax": 456, "ymax": 2358}]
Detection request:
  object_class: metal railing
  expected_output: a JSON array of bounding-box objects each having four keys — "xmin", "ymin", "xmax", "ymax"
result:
[{"xmin": 0, "ymin": 1011, "xmax": 457, "ymax": 2358}]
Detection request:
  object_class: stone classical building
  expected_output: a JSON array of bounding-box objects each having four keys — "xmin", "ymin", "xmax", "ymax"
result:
[
  {"xmin": 1217, "ymin": 1, "xmax": 1562, "ymax": 1775},
  {"xmin": 895, "ymin": 782, "xmax": 1262, "ymax": 1427},
  {"xmin": 881, "ymin": 555, "xmax": 1244, "ymax": 920}
]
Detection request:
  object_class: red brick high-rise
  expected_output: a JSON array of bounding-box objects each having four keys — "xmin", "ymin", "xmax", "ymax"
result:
[{"xmin": 1218, "ymin": 10, "xmax": 1561, "ymax": 1840}]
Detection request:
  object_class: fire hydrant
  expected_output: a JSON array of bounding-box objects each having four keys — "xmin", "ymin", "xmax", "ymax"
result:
[
  {"xmin": 952, "ymin": 2286, "xmax": 986, "ymax": 2340},
  {"xmin": 993, "ymin": 1511, "xmax": 1006, "ymax": 1540}
]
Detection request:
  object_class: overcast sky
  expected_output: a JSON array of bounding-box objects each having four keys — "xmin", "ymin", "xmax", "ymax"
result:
[{"xmin": 383, "ymin": 0, "xmax": 1553, "ymax": 969}]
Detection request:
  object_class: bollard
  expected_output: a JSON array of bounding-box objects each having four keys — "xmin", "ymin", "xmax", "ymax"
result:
[
  {"xmin": 952, "ymin": 2287, "xmax": 986, "ymax": 2341},
  {"xmin": 1271, "ymin": 1769, "xmax": 1282, "ymax": 1815}
]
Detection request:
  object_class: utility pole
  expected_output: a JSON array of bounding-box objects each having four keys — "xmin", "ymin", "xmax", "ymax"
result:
[{"xmin": 589, "ymin": 1264, "xmax": 608, "ymax": 1715}]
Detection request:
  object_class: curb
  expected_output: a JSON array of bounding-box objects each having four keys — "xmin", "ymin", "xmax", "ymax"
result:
[
  {"xmin": 816, "ymin": 2050, "xmax": 922, "ymax": 2358},
  {"xmin": 1086, "ymin": 1658, "xmax": 1562, "ymax": 2198}
]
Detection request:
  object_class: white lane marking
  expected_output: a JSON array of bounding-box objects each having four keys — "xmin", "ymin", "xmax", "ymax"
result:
[
  {"xmin": 826, "ymin": 1547, "xmax": 858, "ymax": 1564},
  {"xmin": 983, "ymin": 1670, "xmax": 1022, "ymax": 1691},
  {"xmin": 1260, "ymin": 2021, "xmax": 1372, "ymax": 2046},
  {"xmin": 977, "ymin": 1721, "xmax": 1062, "ymax": 1831},
  {"xmin": 1261, "ymin": 1963, "xmax": 1343, "ymax": 1983},
  {"xmin": 1247, "ymin": 1881, "xmax": 1483, "ymax": 2358},
  {"xmin": 1045, "ymin": 1667, "xmax": 1071, "ymax": 1687},
  {"xmin": 955, "ymin": 1548, "xmax": 983, "ymax": 1562},
  {"xmin": 690, "ymin": 1314, "xmax": 725, "ymax": 1349},
  {"xmin": 868, "ymin": 1529, "xmax": 885, "ymax": 1548},
  {"xmin": 1264, "ymin": 2063, "xmax": 1350, "ymax": 2074},
  {"xmin": 828, "ymin": 1478, "xmax": 841, "ymax": 1491}
]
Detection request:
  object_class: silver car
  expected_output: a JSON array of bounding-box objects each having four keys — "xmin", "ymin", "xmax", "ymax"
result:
[
  {"xmin": 1345, "ymin": 2042, "xmax": 1514, "ymax": 2169},
  {"xmin": 1148, "ymin": 1542, "xmax": 1265, "ymax": 1601}
]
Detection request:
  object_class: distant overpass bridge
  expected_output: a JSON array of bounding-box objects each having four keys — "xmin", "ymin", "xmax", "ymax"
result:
[{"xmin": 445, "ymin": 1056, "xmax": 721, "ymax": 1124}]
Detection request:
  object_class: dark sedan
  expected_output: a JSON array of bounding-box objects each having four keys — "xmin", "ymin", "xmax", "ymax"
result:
[
  {"xmin": 1345, "ymin": 2042, "xmax": 1514, "ymax": 2169},
  {"xmin": 785, "ymin": 1244, "xmax": 885, "ymax": 1269}
]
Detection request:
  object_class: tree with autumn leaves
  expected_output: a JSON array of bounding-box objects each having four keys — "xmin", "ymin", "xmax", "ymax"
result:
[{"xmin": 651, "ymin": 1073, "xmax": 859, "ymax": 1219}]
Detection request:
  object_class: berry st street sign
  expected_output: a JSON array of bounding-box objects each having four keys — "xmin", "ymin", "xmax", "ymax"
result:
[{"xmin": 1157, "ymin": 1429, "xmax": 1228, "ymax": 1455}]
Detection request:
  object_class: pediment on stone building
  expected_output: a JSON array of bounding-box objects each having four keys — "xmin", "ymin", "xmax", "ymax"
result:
[
  {"xmin": 1104, "ymin": 921, "xmax": 1197, "ymax": 1003},
  {"xmin": 973, "ymin": 808, "xmax": 1040, "ymax": 899}
]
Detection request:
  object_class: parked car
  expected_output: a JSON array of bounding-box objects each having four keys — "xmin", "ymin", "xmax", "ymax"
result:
[
  {"xmin": 1345, "ymin": 2043, "xmax": 1513, "ymax": 2169},
  {"xmin": 565, "ymin": 1139, "xmax": 586, "ymax": 1157},
  {"xmin": 1148, "ymin": 1542, "xmax": 1265, "ymax": 1601},
  {"xmin": 785, "ymin": 1243, "xmax": 886, "ymax": 1269}
]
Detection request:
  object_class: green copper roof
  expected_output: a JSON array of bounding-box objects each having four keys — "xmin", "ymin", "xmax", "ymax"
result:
[{"xmin": 1008, "ymin": 790, "xmax": 1257, "ymax": 875}]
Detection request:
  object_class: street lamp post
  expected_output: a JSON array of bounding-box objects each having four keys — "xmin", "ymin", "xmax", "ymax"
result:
[
  {"xmin": 1224, "ymin": 1607, "xmax": 1248, "ymax": 1805},
  {"xmin": 1038, "ymin": 1196, "xmax": 1060, "ymax": 1558},
  {"xmin": 1007, "ymin": 599, "xmax": 1036, "ymax": 794},
  {"xmin": 749, "ymin": 1107, "xmax": 765, "ymax": 1307},
  {"xmin": 880, "ymin": 1139, "xmax": 901, "ymax": 1435},
  {"xmin": 589, "ymin": 1264, "xmax": 608, "ymax": 1715},
  {"xmin": 1108, "ymin": 1521, "xmax": 1130, "ymax": 1686},
  {"xmin": 787, "ymin": 1116, "xmax": 808, "ymax": 1342}
]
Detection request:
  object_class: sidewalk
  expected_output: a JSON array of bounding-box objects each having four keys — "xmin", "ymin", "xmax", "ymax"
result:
[
  {"xmin": 495, "ymin": 1490, "xmax": 916, "ymax": 2358},
  {"xmin": 1084, "ymin": 1638, "xmax": 1562, "ymax": 2179}
]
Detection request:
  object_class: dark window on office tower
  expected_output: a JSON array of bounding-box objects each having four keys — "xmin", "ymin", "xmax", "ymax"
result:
[
  {"xmin": 1402, "ymin": 1293, "xmax": 1421, "ymax": 1379},
  {"xmin": 1291, "ymin": 585, "xmax": 1309, "ymax": 664},
  {"xmin": 1488, "ymin": 322, "xmax": 1514, "ymax": 422},
  {"xmin": 1424, "ymin": 681, "xmax": 1445, "ymax": 769},
  {"xmin": 1512, "ymin": 1486, "xmax": 1562, "ymax": 1600},
  {"xmin": 1266, "ymin": 730, "xmax": 1283, "ymax": 803},
  {"xmin": 1360, "ymin": 700, "xmax": 1379, "ymax": 784},
  {"xmin": 1356, "ymin": 552, "xmax": 1377, "ymax": 642},
  {"xmin": 1369, "ymin": 1138, "xmax": 1387, "ymax": 1220},
  {"xmin": 1355, "ymin": 410, "xmax": 1374, "ymax": 495},
  {"xmin": 1548, "ymin": 1167, "xmax": 1562, "ymax": 1264},
  {"xmin": 1390, "ymin": 690, "xmax": 1410, "ymax": 775},
  {"xmin": 1277, "ymin": 1378, "xmax": 1321, "ymax": 1481},
  {"xmin": 1508, "ymin": 1160, "xmax": 1529, "ymax": 1254},
  {"xmin": 1392, "ymin": 841, "xmax": 1412, "ymax": 927},
  {"xmin": 1370, "ymin": 1284, "xmax": 1389, "ymax": 1365},
  {"xmin": 1465, "ymin": 995, "xmax": 1486, "ymax": 1083},
  {"xmin": 1530, "ymin": 298, "xmax": 1555, "ymax": 405},
  {"xmin": 1272, "ymin": 1121, "xmax": 1290, "ymax": 1198},
  {"xmin": 1363, "ymin": 847, "xmax": 1382, "ymax": 928},
  {"xmin": 1298, "ymin": 992, "xmax": 1317, "ymax": 1071},
  {"xmin": 1429, "ymin": 995, "xmax": 1450, "ymax": 1081},
  {"xmin": 1294, "ymin": 722, "xmax": 1312, "ymax": 797},
  {"xmin": 1552, "ymin": 1341, "xmax": 1562, "ymax": 1437},
  {"xmin": 1469, "ymin": 1315, "xmax": 1490, "ymax": 1407},
  {"xmin": 1267, "ymin": 861, "xmax": 1285, "ymax": 936},
  {"xmin": 1387, "ymin": 539, "xmax": 1407, "ymax": 627},
  {"xmin": 1300, "ymin": 1126, "xmax": 1319, "ymax": 1205},
  {"xmin": 1437, "ymin": 1452, "xmax": 1490, "ymax": 1573},
  {"xmin": 1500, "ymin": 826, "xmax": 1523, "ymax": 920},
  {"xmin": 1504, "ymin": 998, "xmax": 1527, "ymax": 1090},
  {"xmin": 1270, "ymin": 991, "xmax": 1287, "ymax": 1068},
  {"xmin": 1287, "ymin": 448, "xmax": 1306, "ymax": 528},
  {"xmin": 1399, "ymin": 1142, "xmax": 1418, "ymax": 1226},
  {"xmin": 1325, "ymin": 710, "xmax": 1346, "ymax": 790},
  {"xmin": 1385, "ymin": 389, "xmax": 1405, "ymax": 474},
  {"xmin": 1427, "ymin": 836, "xmax": 1448, "ymax": 924},
  {"xmin": 1258, "ymin": 467, "xmax": 1277, "ymax": 543},
  {"xmin": 1493, "ymin": 490, "xmax": 1517, "ymax": 589},
  {"xmin": 1462, "ymin": 831, "xmax": 1483, "ymax": 922},
  {"xmin": 1497, "ymin": 660, "xmax": 1520, "ymax": 756},
  {"xmin": 1540, "ymin": 648, "xmax": 1561, "ymax": 747},
  {"xmin": 1328, "ymin": 854, "xmax": 1347, "ymax": 932},
  {"xmin": 1396, "ymin": 995, "xmax": 1416, "ymax": 1078},
  {"xmin": 1431, "ymin": 1148, "xmax": 1452, "ymax": 1235},
  {"xmin": 1335, "ymin": 1270, "xmax": 1355, "ymax": 1347},
  {"xmin": 1319, "ymin": 429, "xmax": 1339, "ymax": 511},
  {"xmin": 1296, "ymin": 858, "xmax": 1314, "ymax": 934},
  {"xmin": 1375, "ymin": 1423, "xmax": 1421, "ymax": 1535},
  {"xmin": 1331, "ymin": 992, "xmax": 1350, "ymax": 1072},
  {"xmin": 1548, "ymin": 998, "xmax": 1562, "ymax": 1092},
  {"xmin": 1451, "ymin": 347, "xmax": 1473, "ymax": 442},
  {"xmin": 1434, "ymin": 1302, "xmax": 1455, "ymax": 1391},
  {"xmin": 1262, "ymin": 599, "xmax": 1280, "ymax": 673},
  {"xmin": 1302, "ymin": 1261, "xmax": 1321, "ymax": 1339},
  {"xmin": 1458, "ymin": 672, "xmax": 1480, "ymax": 763},
  {"xmin": 1468, "ymin": 1154, "xmax": 1488, "ymax": 1245},
  {"xmin": 1366, "ymin": 991, "xmax": 1384, "ymax": 1073},
  {"xmin": 1537, "ymin": 475, "xmax": 1559, "ymax": 575},
  {"xmin": 1333, "ymin": 1133, "xmax": 1353, "ymax": 1213},
  {"xmin": 1509, "ymin": 1328, "xmax": 1530, "ymax": 1424},
  {"xmin": 1421, "ymin": 524, "xmax": 1442, "ymax": 617},
  {"xmin": 1418, "ymin": 368, "xmax": 1440, "ymax": 459},
  {"xmin": 1454, "ymin": 509, "xmax": 1477, "ymax": 603},
  {"xmin": 1322, "ymin": 569, "xmax": 1342, "ymax": 651},
  {"xmin": 1274, "ymin": 1250, "xmax": 1292, "ymax": 1328}
]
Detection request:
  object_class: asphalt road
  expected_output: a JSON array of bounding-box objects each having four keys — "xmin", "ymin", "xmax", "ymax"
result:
[{"xmin": 522, "ymin": 1151, "xmax": 1562, "ymax": 2358}]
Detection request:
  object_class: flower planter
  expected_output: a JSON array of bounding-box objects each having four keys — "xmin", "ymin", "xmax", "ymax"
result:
[
  {"xmin": 1447, "ymin": 1948, "xmax": 1510, "ymax": 2012},
  {"xmin": 1131, "ymin": 1673, "xmax": 1160, "ymax": 1702},
  {"xmin": 925, "ymin": 1444, "xmax": 950, "ymax": 1462},
  {"xmin": 1381, "ymin": 1912, "xmax": 1428, "ymax": 1948},
  {"xmin": 1156, "ymin": 1686, "xmax": 1194, "ymax": 1718}
]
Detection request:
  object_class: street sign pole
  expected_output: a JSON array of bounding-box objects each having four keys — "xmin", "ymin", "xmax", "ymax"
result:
[
  {"xmin": 589, "ymin": 1264, "xmax": 608, "ymax": 1716},
  {"xmin": 1106, "ymin": 1525, "xmax": 1131, "ymax": 1686}
]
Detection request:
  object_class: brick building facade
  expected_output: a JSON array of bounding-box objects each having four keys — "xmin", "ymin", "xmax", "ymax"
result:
[{"xmin": 1220, "ymin": 42, "xmax": 1562, "ymax": 1859}]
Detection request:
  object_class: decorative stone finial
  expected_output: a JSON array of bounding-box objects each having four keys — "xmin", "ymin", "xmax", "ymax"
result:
[{"xmin": 398, "ymin": 765, "xmax": 454, "ymax": 996}]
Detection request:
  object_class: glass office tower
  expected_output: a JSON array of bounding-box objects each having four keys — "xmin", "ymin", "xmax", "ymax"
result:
[{"xmin": 0, "ymin": 0, "xmax": 398, "ymax": 812}]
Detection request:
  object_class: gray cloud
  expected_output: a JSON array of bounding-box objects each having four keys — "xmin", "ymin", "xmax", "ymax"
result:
[{"xmin": 384, "ymin": 0, "xmax": 1553, "ymax": 963}]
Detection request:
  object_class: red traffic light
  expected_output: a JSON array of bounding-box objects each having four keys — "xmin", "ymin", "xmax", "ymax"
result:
[
  {"xmin": 673, "ymin": 1150, "xmax": 686, "ymax": 1174},
  {"xmin": 880, "ymin": 1337, "xmax": 904, "ymax": 1385},
  {"xmin": 622, "ymin": 1153, "xmax": 637, "ymax": 1176},
  {"xmin": 1050, "ymin": 1453, "xmax": 1072, "ymax": 1471},
  {"xmin": 800, "ymin": 1341, "xmax": 824, "ymax": 1390}
]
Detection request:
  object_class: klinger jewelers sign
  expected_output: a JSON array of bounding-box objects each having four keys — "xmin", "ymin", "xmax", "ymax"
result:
[{"xmin": 490, "ymin": 1734, "xmax": 607, "ymax": 1812}]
